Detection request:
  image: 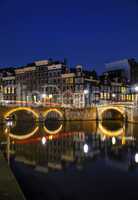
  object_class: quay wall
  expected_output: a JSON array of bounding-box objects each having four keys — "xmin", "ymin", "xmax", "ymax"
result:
[
  {"xmin": 64, "ymin": 107, "xmax": 97, "ymax": 121},
  {"xmin": 0, "ymin": 152, "xmax": 25, "ymax": 199}
]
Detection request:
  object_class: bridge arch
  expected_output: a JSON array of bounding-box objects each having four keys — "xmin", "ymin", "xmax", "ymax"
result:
[
  {"xmin": 43, "ymin": 108, "xmax": 63, "ymax": 120},
  {"xmin": 4, "ymin": 107, "xmax": 39, "ymax": 120},
  {"xmin": 43, "ymin": 108, "xmax": 63, "ymax": 134},
  {"xmin": 98, "ymin": 106, "xmax": 126, "ymax": 121}
]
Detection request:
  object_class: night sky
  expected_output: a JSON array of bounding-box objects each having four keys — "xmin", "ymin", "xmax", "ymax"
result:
[{"xmin": 0, "ymin": 0, "xmax": 138, "ymax": 73}]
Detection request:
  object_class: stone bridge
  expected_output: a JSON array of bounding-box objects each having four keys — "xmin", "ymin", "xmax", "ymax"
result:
[
  {"xmin": 97, "ymin": 103, "xmax": 134, "ymax": 122},
  {"xmin": 0, "ymin": 106, "xmax": 65, "ymax": 122},
  {"xmin": 0, "ymin": 106, "xmax": 97, "ymax": 123},
  {"xmin": 0, "ymin": 103, "xmax": 136, "ymax": 123}
]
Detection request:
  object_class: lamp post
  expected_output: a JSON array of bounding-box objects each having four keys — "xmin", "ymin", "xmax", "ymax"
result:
[{"xmin": 112, "ymin": 93, "xmax": 116, "ymax": 103}]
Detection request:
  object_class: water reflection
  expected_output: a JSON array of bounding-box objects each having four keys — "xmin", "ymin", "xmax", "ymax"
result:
[
  {"xmin": 9, "ymin": 127, "xmax": 39, "ymax": 140},
  {"xmin": 1, "ymin": 120, "xmax": 138, "ymax": 172},
  {"xmin": 44, "ymin": 120, "xmax": 63, "ymax": 134},
  {"xmin": 98, "ymin": 121, "xmax": 125, "ymax": 137}
]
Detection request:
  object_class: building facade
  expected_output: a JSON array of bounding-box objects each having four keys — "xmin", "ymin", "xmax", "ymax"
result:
[
  {"xmin": 0, "ymin": 57, "xmax": 138, "ymax": 107},
  {"xmin": 105, "ymin": 58, "xmax": 138, "ymax": 84},
  {"xmin": 15, "ymin": 59, "xmax": 68, "ymax": 105},
  {"xmin": 0, "ymin": 68, "xmax": 16, "ymax": 104}
]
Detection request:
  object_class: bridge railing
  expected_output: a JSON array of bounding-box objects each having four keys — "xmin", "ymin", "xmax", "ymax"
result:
[
  {"xmin": 0, "ymin": 100, "xmax": 135, "ymax": 109},
  {"xmin": 97, "ymin": 101, "xmax": 134, "ymax": 107},
  {"xmin": 0, "ymin": 101, "xmax": 73, "ymax": 108}
]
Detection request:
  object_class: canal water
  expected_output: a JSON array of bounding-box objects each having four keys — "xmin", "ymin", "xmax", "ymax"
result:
[{"xmin": 0, "ymin": 120, "xmax": 138, "ymax": 200}]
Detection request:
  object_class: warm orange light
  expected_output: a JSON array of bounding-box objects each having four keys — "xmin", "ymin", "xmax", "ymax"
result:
[
  {"xmin": 5, "ymin": 128, "xmax": 8, "ymax": 134},
  {"xmin": 122, "ymin": 136, "xmax": 126, "ymax": 145},
  {"xmin": 44, "ymin": 124, "xmax": 63, "ymax": 135},
  {"xmin": 43, "ymin": 108, "xmax": 63, "ymax": 119},
  {"xmin": 9, "ymin": 126, "xmax": 39, "ymax": 140},
  {"xmin": 100, "ymin": 106, "xmax": 124, "ymax": 120},
  {"xmin": 49, "ymin": 135, "xmax": 53, "ymax": 140},
  {"xmin": 4, "ymin": 107, "xmax": 39, "ymax": 119},
  {"xmin": 98, "ymin": 122, "xmax": 124, "ymax": 137}
]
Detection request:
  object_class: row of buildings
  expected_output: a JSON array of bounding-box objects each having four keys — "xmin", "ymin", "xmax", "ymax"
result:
[{"xmin": 0, "ymin": 58, "xmax": 138, "ymax": 107}]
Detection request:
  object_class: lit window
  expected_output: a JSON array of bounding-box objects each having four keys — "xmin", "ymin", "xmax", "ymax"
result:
[
  {"xmin": 4, "ymin": 87, "xmax": 7, "ymax": 94},
  {"xmin": 8, "ymin": 87, "xmax": 10, "ymax": 94},
  {"xmin": 12, "ymin": 87, "xmax": 14, "ymax": 94},
  {"xmin": 100, "ymin": 92, "xmax": 103, "ymax": 99}
]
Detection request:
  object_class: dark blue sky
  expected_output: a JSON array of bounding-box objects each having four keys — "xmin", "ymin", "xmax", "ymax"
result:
[{"xmin": 0, "ymin": 0, "xmax": 138, "ymax": 73}]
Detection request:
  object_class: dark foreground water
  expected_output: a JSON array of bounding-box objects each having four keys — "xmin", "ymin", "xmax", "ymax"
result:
[{"xmin": 1, "ymin": 120, "xmax": 138, "ymax": 200}]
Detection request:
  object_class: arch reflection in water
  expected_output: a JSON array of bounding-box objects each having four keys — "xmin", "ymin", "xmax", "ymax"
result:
[
  {"xmin": 8, "ymin": 126, "xmax": 39, "ymax": 140},
  {"xmin": 44, "ymin": 120, "xmax": 63, "ymax": 135},
  {"xmin": 98, "ymin": 121, "xmax": 125, "ymax": 137},
  {"xmin": 43, "ymin": 108, "xmax": 63, "ymax": 134},
  {"xmin": 7, "ymin": 121, "xmax": 138, "ymax": 175}
]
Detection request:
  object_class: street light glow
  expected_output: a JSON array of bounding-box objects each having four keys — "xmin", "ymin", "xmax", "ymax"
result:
[
  {"xmin": 135, "ymin": 86, "xmax": 138, "ymax": 92},
  {"xmin": 112, "ymin": 93, "xmax": 116, "ymax": 98},
  {"xmin": 6, "ymin": 121, "xmax": 13, "ymax": 127},
  {"xmin": 41, "ymin": 94, "xmax": 46, "ymax": 98},
  {"xmin": 84, "ymin": 89, "xmax": 89, "ymax": 95},
  {"xmin": 49, "ymin": 94, "xmax": 53, "ymax": 98}
]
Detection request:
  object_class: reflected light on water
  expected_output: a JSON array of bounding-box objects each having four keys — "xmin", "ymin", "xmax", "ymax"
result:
[
  {"xmin": 101, "ymin": 135, "xmax": 106, "ymax": 141},
  {"xmin": 41, "ymin": 137, "xmax": 47, "ymax": 145},
  {"xmin": 112, "ymin": 137, "xmax": 116, "ymax": 145},
  {"xmin": 48, "ymin": 135, "xmax": 53, "ymax": 140},
  {"xmin": 9, "ymin": 126, "xmax": 39, "ymax": 140},
  {"xmin": 134, "ymin": 153, "xmax": 138, "ymax": 163},
  {"xmin": 83, "ymin": 144, "xmax": 89, "ymax": 153},
  {"xmin": 44, "ymin": 124, "xmax": 63, "ymax": 135},
  {"xmin": 5, "ymin": 128, "xmax": 8, "ymax": 134},
  {"xmin": 98, "ymin": 122, "xmax": 124, "ymax": 137},
  {"xmin": 6, "ymin": 121, "xmax": 13, "ymax": 127}
]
